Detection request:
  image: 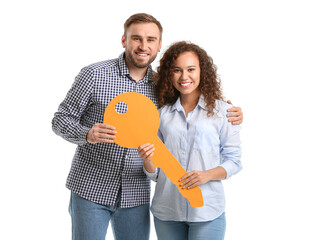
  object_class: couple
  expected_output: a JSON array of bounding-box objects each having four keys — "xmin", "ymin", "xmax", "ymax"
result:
[{"xmin": 52, "ymin": 13, "xmax": 242, "ymax": 240}]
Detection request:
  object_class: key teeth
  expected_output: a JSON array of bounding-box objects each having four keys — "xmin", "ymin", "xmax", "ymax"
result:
[
  {"xmin": 190, "ymin": 200, "xmax": 204, "ymax": 208},
  {"xmin": 179, "ymin": 187, "xmax": 204, "ymax": 208}
]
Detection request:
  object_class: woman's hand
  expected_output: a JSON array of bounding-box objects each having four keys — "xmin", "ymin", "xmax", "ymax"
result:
[
  {"xmin": 179, "ymin": 166, "xmax": 227, "ymax": 189},
  {"xmin": 179, "ymin": 170, "xmax": 211, "ymax": 189},
  {"xmin": 138, "ymin": 143, "xmax": 155, "ymax": 160},
  {"xmin": 138, "ymin": 143, "xmax": 156, "ymax": 173}
]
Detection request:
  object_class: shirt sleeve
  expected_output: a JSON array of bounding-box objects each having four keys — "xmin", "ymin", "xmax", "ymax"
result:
[
  {"xmin": 219, "ymin": 104, "xmax": 242, "ymax": 180},
  {"xmin": 143, "ymin": 127, "xmax": 164, "ymax": 182},
  {"xmin": 143, "ymin": 166, "xmax": 159, "ymax": 182},
  {"xmin": 51, "ymin": 67, "xmax": 94, "ymax": 145}
]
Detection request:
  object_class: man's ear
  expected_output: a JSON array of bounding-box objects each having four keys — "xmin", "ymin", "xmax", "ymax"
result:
[
  {"xmin": 158, "ymin": 39, "xmax": 162, "ymax": 52},
  {"xmin": 121, "ymin": 35, "xmax": 126, "ymax": 48}
]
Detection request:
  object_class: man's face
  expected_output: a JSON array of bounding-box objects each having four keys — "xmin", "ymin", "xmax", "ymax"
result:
[{"xmin": 122, "ymin": 23, "xmax": 162, "ymax": 69}]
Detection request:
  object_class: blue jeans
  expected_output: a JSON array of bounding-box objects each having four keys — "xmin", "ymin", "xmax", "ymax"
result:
[
  {"xmin": 69, "ymin": 191, "xmax": 150, "ymax": 240},
  {"xmin": 154, "ymin": 213, "xmax": 226, "ymax": 240}
]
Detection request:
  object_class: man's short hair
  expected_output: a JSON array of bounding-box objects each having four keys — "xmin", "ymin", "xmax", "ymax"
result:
[{"xmin": 124, "ymin": 13, "xmax": 163, "ymax": 39}]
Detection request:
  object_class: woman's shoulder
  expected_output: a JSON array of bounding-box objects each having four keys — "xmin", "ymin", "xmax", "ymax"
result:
[
  {"xmin": 158, "ymin": 104, "xmax": 172, "ymax": 115},
  {"xmin": 213, "ymin": 100, "xmax": 231, "ymax": 116}
]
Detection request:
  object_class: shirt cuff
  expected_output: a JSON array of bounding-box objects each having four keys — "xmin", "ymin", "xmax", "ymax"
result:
[
  {"xmin": 143, "ymin": 166, "xmax": 158, "ymax": 182},
  {"xmin": 220, "ymin": 160, "xmax": 242, "ymax": 180},
  {"xmin": 77, "ymin": 126, "xmax": 91, "ymax": 145}
]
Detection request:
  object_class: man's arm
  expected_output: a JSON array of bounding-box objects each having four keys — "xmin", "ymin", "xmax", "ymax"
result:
[
  {"xmin": 52, "ymin": 66, "xmax": 116, "ymax": 145},
  {"xmin": 52, "ymin": 67, "xmax": 94, "ymax": 145},
  {"xmin": 226, "ymin": 100, "xmax": 243, "ymax": 125}
]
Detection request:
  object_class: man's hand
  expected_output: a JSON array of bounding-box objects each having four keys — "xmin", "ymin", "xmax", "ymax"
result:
[
  {"xmin": 86, "ymin": 123, "xmax": 117, "ymax": 144},
  {"xmin": 226, "ymin": 100, "xmax": 243, "ymax": 125}
]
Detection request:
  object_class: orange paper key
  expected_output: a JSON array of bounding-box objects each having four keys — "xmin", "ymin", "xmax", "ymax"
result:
[{"xmin": 103, "ymin": 92, "xmax": 203, "ymax": 207}]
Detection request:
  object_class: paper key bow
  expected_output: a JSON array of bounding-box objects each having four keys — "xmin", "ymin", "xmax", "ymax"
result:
[{"xmin": 103, "ymin": 92, "xmax": 203, "ymax": 207}]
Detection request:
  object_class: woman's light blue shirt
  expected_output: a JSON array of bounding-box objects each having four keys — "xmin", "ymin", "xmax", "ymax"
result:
[{"xmin": 144, "ymin": 96, "xmax": 242, "ymax": 222}]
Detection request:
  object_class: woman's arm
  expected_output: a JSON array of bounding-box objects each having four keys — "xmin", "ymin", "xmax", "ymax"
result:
[
  {"xmin": 138, "ymin": 143, "xmax": 156, "ymax": 173},
  {"xmin": 138, "ymin": 143, "xmax": 159, "ymax": 182},
  {"xmin": 179, "ymin": 166, "xmax": 227, "ymax": 189},
  {"xmin": 179, "ymin": 102, "xmax": 242, "ymax": 189}
]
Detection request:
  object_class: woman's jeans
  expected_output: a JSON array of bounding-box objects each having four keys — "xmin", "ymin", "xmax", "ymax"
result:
[
  {"xmin": 154, "ymin": 212, "xmax": 226, "ymax": 240},
  {"xmin": 69, "ymin": 191, "xmax": 150, "ymax": 240}
]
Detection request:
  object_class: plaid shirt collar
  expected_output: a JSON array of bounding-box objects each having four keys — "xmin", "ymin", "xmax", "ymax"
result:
[{"xmin": 118, "ymin": 52, "xmax": 154, "ymax": 83}]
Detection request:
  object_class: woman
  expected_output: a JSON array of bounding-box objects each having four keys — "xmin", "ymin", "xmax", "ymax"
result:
[{"xmin": 138, "ymin": 41, "xmax": 242, "ymax": 240}]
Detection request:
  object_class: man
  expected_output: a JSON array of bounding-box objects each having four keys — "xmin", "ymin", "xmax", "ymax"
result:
[{"xmin": 52, "ymin": 13, "xmax": 243, "ymax": 240}]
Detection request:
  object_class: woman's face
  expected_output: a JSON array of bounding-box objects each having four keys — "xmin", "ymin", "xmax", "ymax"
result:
[{"xmin": 171, "ymin": 51, "xmax": 201, "ymax": 99}]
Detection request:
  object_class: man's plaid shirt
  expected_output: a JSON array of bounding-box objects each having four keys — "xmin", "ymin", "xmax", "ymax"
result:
[{"xmin": 52, "ymin": 53, "xmax": 157, "ymax": 208}]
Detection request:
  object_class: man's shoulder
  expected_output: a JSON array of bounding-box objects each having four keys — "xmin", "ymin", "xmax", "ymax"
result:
[
  {"xmin": 83, "ymin": 57, "xmax": 119, "ymax": 72},
  {"xmin": 215, "ymin": 99, "xmax": 231, "ymax": 109}
]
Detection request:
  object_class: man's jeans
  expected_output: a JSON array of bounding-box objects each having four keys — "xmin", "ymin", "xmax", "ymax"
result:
[{"xmin": 69, "ymin": 191, "xmax": 150, "ymax": 240}]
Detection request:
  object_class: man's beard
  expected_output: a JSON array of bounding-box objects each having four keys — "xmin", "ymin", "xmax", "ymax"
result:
[{"xmin": 125, "ymin": 51, "xmax": 156, "ymax": 69}]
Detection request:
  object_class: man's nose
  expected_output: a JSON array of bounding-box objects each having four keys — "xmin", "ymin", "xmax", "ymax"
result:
[{"xmin": 139, "ymin": 41, "xmax": 148, "ymax": 51}]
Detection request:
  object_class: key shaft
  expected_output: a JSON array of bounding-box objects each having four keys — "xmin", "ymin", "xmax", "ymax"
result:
[
  {"xmin": 104, "ymin": 92, "xmax": 204, "ymax": 208},
  {"xmin": 151, "ymin": 137, "xmax": 204, "ymax": 208}
]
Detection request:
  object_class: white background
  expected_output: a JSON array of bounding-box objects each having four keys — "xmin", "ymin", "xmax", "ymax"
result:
[{"xmin": 1, "ymin": 0, "xmax": 327, "ymax": 239}]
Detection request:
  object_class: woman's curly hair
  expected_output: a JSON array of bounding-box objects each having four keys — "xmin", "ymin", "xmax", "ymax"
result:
[{"xmin": 155, "ymin": 41, "xmax": 224, "ymax": 116}]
